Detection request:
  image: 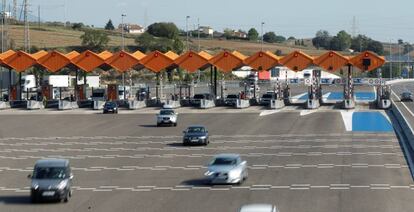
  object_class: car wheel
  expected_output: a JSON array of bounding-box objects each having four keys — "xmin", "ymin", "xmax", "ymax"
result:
[
  {"xmin": 156, "ymin": 123, "xmax": 160, "ymax": 127},
  {"xmin": 30, "ymin": 195, "xmax": 37, "ymax": 203},
  {"xmin": 174, "ymin": 123, "xmax": 177, "ymax": 127}
]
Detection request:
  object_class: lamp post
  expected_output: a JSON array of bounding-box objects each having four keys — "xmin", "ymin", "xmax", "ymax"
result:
[
  {"xmin": 186, "ymin": 16, "xmax": 190, "ymax": 50},
  {"xmin": 121, "ymin": 14, "xmax": 127, "ymax": 100},
  {"xmin": 261, "ymin": 22, "xmax": 265, "ymax": 51},
  {"xmin": 389, "ymin": 39, "xmax": 392, "ymax": 79}
]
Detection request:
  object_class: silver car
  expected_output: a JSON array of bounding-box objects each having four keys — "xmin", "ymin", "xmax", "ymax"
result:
[
  {"xmin": 205, "ymin": 154, "xmax": 248, "ymax": 185},
  {"xmin": 156, "ymin": 109, "xmax": 178, "ymax": 127},
  {"xmin": 28, "ymin": 159, "xmax": 73, "ymax": 203},
  {"xmin": 239, "ymin": 204, "xmax": 279, "ymax": 212}
]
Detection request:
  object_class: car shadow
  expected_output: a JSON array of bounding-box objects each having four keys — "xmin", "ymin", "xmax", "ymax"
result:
[
  {"xmin": 166, "ymin": 143, "xmax": 184, "ymax": 147},
  {"xmin": 181, "ymin": 178, "xmax": 210, "ymax": 187},
  {"xmin": 0, "ymin": 195, "xmax": 32, "ymax": 205},
  {"xmin": 139, "ymin": 125, "xmax": 158, "ymax": 128}
]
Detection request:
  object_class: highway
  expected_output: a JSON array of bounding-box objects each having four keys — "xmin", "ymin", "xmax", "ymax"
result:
[{"xmin": 0, "ymin": 110, "xmax": 412, "ymax": 212}]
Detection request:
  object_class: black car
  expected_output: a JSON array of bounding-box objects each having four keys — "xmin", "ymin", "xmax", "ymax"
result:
[
  {"xmin": 191, "ymin": 94, "xmax": 213, "ymax": 106},
  {"xmin": 183, "ymin": 125, "xmax": 209, "ymax": 146},
  {"xmin": 401, "ymin": 92, "xmax": 413, "ymax": 102},
  {"xmin": 225, "ymin": 94, "xmax": 239, "ymax": 106},
  {"xmin": 103, "ymin": 101, "xmax": 118, "ymax": 114}
]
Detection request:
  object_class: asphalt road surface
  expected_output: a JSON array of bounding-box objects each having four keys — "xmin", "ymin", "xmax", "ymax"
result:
[{"xmin": 0, "ymin": 111, "xmax": 412, "ymax": 212}]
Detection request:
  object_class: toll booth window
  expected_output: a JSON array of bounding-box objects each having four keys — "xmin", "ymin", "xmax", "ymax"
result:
[{"xmin": 92, "ymin": 93, "xmax": 104, "ymax": 98}]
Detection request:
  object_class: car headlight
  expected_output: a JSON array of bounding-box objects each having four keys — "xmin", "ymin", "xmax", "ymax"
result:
[
  {"xmin": 57, "ymin": 181, "xmax": 67, "ymax": 190},
  {"xmin": 32, "ymin": 184, "xmax": 39, "ymax": 190},
  {"xmin": 204, "ymin": 171, "xmax": 215, "ymax": 176},
  {"xmin": 199, "ymin": 136, "xmax": 207, "ymax": 140},
  {"xmin": 229, "ymin": 171, "xmax": 240, "ymax": 178}
]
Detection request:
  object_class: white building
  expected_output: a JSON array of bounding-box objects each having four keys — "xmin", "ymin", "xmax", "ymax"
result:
[
  {"xmin": 233, "ymin": 66, "xmax": 341, "ymax": 80},
  {"xmin": 119, "ymin": 24, "xmax": 145, "ymax": 34},
  {"xmin": 198, "ymin": 26, "xmax": 214, "ymax": 36}
]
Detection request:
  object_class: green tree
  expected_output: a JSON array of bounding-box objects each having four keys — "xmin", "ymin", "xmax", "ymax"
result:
[
  {"xmin": 104, "ymin": 19, "xmax": 115, "ymax": 30},
  {"xmin": 366, "ymin": 40, "xmax": 384, "ymax": 55},
  {"xmin": 247, "ymin": 28, "xmax": 259, "ymax": 41},
  {"xmin": 147, "ymin": 22, "xmax": 180, "ymax": 39},
  {"xmin": 80, "ymin": 29, "xmax": 110, "ymax": 51},
  {"xmin": 312, "ymin": 30, "xmax": 331, "ymax": 49},
  {"xmin": 275, "ymin": 35, "xmax": 286, "ymax": 43},
  {"xmin": 351, "ymin": 35, "xmax": 370, "ymax": 52},
  {"xmin": 135, "ymin": 32, "xmax": 184, "ymax": 53},
  {"xmin": 71, "ymin": 22, "xmax": 84, "ymax": 30},
  {"xmin": 263, "ymin": 32, "xmax": 277, "ymax": 43},
  {"xmin": 403, "ymin": 43, "xmax": 413, "ymax": 54}
]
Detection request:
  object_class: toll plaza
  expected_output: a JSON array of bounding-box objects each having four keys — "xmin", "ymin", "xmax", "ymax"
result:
[{"xmin": 0, "ymin": 49, "xmax": 387, "ymax": 111}]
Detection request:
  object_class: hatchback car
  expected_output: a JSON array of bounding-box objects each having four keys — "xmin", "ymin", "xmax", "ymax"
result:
[
  {"xmin": 182, "ymin": 125, "xmax": 209, "ymax": 146},
  {"xmin": 239, "ymin": 204, "xmax": 279, "ymax": 212},
  {"xmin": 260, "ymin": 93, "xmax": 275, "ymax": 105},
  {"xmin": 103, "ymin": 101, "xmax": 118, "ymax": 114},
  {"xmin": 28, "ymin": 159, "xmax": 73, "ymax": 203},
  {"xmin": 205, "ymin": 154, "xmax": 248, "ymax": 185},
  {"xmin": 225, "ymin": 94, "xmax": 239, "ymax": 106},
  {"xmin": 401, "ymin": 92, "xmax": 413, "ymax": 102},
  {"xmin": 156, "ymin": 109, "xmax": 178, "ymax": 127}
]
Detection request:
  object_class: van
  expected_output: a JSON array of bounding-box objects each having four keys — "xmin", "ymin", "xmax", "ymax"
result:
[{"xmin": 28, "ymin": 159, "xmax": 73, "ymax": 203}]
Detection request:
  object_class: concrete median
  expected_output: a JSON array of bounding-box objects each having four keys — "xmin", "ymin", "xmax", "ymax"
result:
[{"xmin": 58, "ymin": 100, "xmax": 79, "ymax": 110}]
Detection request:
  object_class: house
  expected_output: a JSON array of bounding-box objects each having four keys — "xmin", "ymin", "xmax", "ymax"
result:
[
  {"xmin": 118, "ymin": 24, "xmax": 145, "ymax": 34},
  {"xmin": 233, "ymin": 31, "xmax": 247, "ymax": 39},
  {"xmin": 198, "ymin": 26, "xmax": 214, "ymax": 36}
]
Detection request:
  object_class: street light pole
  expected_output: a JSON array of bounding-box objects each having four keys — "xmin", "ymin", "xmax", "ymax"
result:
[
  {"xmin": 390, "ymin": 39, "xmax": 392, "ymax": 79},
  {"xmin": 186, "ymin": 16, "xmax": 190, "ymax": 51},
  {"xmin": 197, "ymin": 18, "xmax": 200, "ymax": 52},
  {"xmin": 121, "ymin": 14, "xmax": 127, "ymax": 100},
  {"xmin": 261, "ymin": 22, "xmax": 265, "ymax": 51}
]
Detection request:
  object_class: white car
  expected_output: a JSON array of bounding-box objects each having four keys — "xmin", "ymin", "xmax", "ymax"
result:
[
  {"xmin": 205, "ymin": 154, "xmax": 248, "ymax": 185},
  {"xmin": 156, "ymin": 109, "xmax": 178, "ymax": 127},
  {"xmin": 239, "ymin": 204, "xmax": 279, "ymax": 212}
]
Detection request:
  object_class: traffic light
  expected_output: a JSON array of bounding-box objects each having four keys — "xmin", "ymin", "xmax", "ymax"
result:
[{"xmin": 362, "ymin": 58, "xmax": 371, "ymax": 70}]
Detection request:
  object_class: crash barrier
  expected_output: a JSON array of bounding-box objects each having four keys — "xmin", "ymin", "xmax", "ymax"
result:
[
  {"xmin": 378, "ymin": 99, "xmax": 392, "ymax": 109},
  {"xmin": 45, "ymin": 100, "xmax": 59, "ymax": 108},
  {"xmin": 27, "ymin": 100, "xmax": 44, "ymax": 110},
  {"xmin": 10, "ymin": 100, "xmax": 27, "ymax": 108},
  {"xmin": 0, "ymin": 101, "xmax": 10, "ymax": 110},
  {"xmin": 391, "ymin": 102, "xmax": 414, "ymax": 178},
  {"xmin": 93, "ymin": 100, "xmax": 106, "ymax": 110},
  {"xmin": 163, "ymin": 100, "xmax": 181, "ymax": 109},
  {"xmin": 236, "ymin": 99, "xmax": 250, "ymax": 109},
  {"xmin": 270, "ymin": 99, "xmax": 285, "ymax": 109},
  {"xmin": 58, "ymin": 100, "xmax": 79, "ymax": 110},
  {"xmin": 200, "ymin": 99, "xmax": 215, "ymax": 109},
  {"xmin": 128, "ymin": 100, "xmax": 147, "ymax": 110},
  {"xmin": 180, "ymin": 99, "xmax": 192, "ymax": 107},
  {"xmin": 78, "ymin": 100, "xmax": 93, "ymax": 108},
  {"xmin": 306, "ymin": 99, "xmax": 320, "ymax": 109},
  {"xmin": 146, "ymin": 99, "xmax": 162, "ymax": 107}
]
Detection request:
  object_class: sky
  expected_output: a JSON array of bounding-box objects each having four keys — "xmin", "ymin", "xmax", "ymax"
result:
[{"xmin": 19, "ymin": 0, "xmax": 414, "ymax": 42}]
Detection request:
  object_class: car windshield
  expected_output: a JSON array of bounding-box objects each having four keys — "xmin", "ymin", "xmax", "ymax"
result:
[
  {"xmin": 194, "ymin": 94, "xmax": 205, "ymax": 99},
  {"xmin": 227, "ymin": 95, "xmax": 238, "ymax": 98},
  {"xmin": 33, "ymin": 167, "xmax": 68, "ymax": 179},
  {"xmin": 210, "ymin": 157, "xmax": 237, "ymax": 166},
  {"xmin": 187, "ymin": 127, "xmax": 205, "ymax": 133},
  {"xmin": 262, "ymin": 94, "xmax": 273, "ymax": 98},
  {"xmin": 160, "ymin": 110, "xmax": 174, "ymax": 115},
  {"xmin": 105, "ymin": 102, "xmax": 116, "ymax": 107}
]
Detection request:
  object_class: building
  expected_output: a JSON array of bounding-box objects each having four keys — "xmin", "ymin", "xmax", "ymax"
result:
[
  {"xmin": 198, "ymin": 26, "xmax": 214, "ymax": 36},
  {"xmin": 118, "ymin": 24, "xmax": 145, "ymax": 35},
  {"xmin": 232, "ymin": 66, "xmax": 340, "ymax": 80},
  {"xmin": 233, "ymin": 31, "xmax": 247, "ymax": 39}
]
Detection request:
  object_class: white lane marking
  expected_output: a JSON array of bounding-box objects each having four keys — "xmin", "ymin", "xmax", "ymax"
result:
[
  {"xmin": 259, "ymin": 110, "xmax": 281, "ymax": 116},
  {"xmin": 340, "ymin": 110, "xmax": 354, "ymax": 131},
  {"xmin": 300, "ymin": 110, "xmax": 318, "ymax": 116},
  {"xmin": 392, "ymin": 91, "xmax": 414, "ymax": 117},
  {"xmin": 322, "ymin": 92, "xmax": 332, "ymax": 102}
]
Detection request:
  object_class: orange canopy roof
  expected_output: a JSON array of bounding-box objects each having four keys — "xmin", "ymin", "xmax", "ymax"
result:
[
  {"xmin": 98, "ymin": 51, "xmax": 113, "ymax": 60},
  {"xmin": 209, "ymin": 51, "xmax": 245, "ymax": 72},
  {"xmin": 140, "ymin": 51, "xmax": 175, "ymax": 72},
  {"xmin": 0, "ymin": 50, "xmax": 16, "ymax": 67},
  {"xmin": 349, "ymin": 51, "xmax": 386, "ymax": 72},
  {"xmin": 71, "ymin": 50, "xmax": 105, "ymax": 72},
  {"xmin": 37, "ymin": 51, "xmax": 72, "ymax": 72},
  {"xmin": 106, "ymin": 51, "xmax": 141, "ymax": 72},
  {"xmin": 132, "ymin": 50, "xmax": 146, "ymax": 60},
  {"xmin": 2, "ymin": 50, "xmax": 39, "ymax": 72},
  {"xmin": 314, "ymin": 51, "xmax": 350, "ymax": 72},
  {"xmin": 280, "ymin": 51, "xmax": 314, "ymax": 72},
  {"xmin": 199, "ymin": 51, "xmax": 213, "ymax": 60},
  {"xmin": 165, "ymin": 51, "xmax": 179, "ymax": 60},
  {"xmin": 232, "ymin": 51, "xmax": 248, "ymax": 60},
  {"xmin": 65, "ymin": 51, "xmax": 80, "ymax": 60},
  {"xmin": 244, "ymin": 51, "xmax": 280, "ymax": 71},
  {"xmin": 175, "ymin": 51, "xmax": 211, "ymax": 73}
]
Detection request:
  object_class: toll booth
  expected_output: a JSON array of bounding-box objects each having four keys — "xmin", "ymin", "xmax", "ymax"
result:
[
  {"xmin": 377, "ymin": 84, "xmax": 391, "ymax": 109},
  {"xmin": 270, "ymin": 78, "xmax": 285, "ymax": 109},
  {"xmin": 9, "ymin": 85, "xmax": 20, "ymax": 101},
  {"xmin": 343, "ymin": 65, "xmax": 355, "ymax": 109},
  {"xmin": 306, "ymin": 70, "xmax": 321, "ymax": 109},
  {"xmin": 42, "ymin": 85, "xmax": 53, "ymax": 100},
  {"xmin": 107, "ymin": 84, "xmax": 118, "ymax": 101},
  {"xmin": 76, "ymin": 85, "xmax": 87, "ymax": 101}
]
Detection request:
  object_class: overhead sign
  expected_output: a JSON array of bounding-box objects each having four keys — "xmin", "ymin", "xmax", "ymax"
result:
[
  {"xmin": 289, "ymin": 79, "xmax": 300, "ymax": 84},
  {"xmin": 304, "ymin": 78, "xmax": 312, "ymax": 86}
]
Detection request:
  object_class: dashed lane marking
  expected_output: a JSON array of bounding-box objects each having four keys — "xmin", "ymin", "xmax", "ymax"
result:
[{"xmin": 1, "ymin": 184, "xmax": 414, "ymax": 193}]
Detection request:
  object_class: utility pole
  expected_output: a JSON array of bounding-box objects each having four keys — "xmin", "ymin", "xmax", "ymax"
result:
[
  {"xmin": 37, "ymin": 5, "xmax": 40, "ymax": 28},
  {"xmin": 1, "ymin": 0, "xmax": 5, "ymax": 52},
  {"xmin": 186, "ymin": 15, "xmax": 190, "ymax": 51},
  {"xmin": 23, "ymin": 0, "xmax": 29, "ymax": 52},
  {"xmin": 389, "ymin": 39, "xmax": 392, "ymax": 79},
  {"xmin": 261, "ymin": 22, "xmax": 265, "ymax": 51},
  {"xmin": 197, "ymin": 18, "xmax": 200, "ymax": 51},
  {"xmin": 121, "ymin": 14, "xmax": 126, "ymax": 100}
]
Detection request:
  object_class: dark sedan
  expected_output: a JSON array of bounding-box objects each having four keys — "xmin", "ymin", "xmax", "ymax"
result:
[
  {"xmin": 103, "ymin": 101, "xmax": 119, "ymax": 114},
  {"xmin": 401, "ymin": 92, "xmax": 413, "ymax": 102},
  {"xmin": 183, "ymin": 125, "xmax": 209, "ymax": 146}
]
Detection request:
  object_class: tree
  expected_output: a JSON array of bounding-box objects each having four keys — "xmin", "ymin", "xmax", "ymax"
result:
[
  {"xmin": 330, "ymin": 30, "xmax": 351, "ymax": 51},
  {"xmin": 104, "ymin": 19, "xmax": 115, "ymax": 30},
  {"xmin": 275, "ymin": 49, "xmax": 283, "ymax": 56},
  {"xmin": 403, "ymin": 43, "xmax": 413, "ymax": 54},
  {"xmin": 398, "ymin": 39, "xmax": 404, "ymax": 45},
  {"xmin": 312, "ymin": 30, "xmax": 331, "ymax": 49},
  {"xmin": 350, "ymin": 34, "xmax": 384, "ymax": 55},
  {"xmin": 366, "ymin": 40, "xmax": 384, "ymax": 55},
  {"xmin": 287, "ymin": 36, "xmax": 296, "ymax": 40},
  {"xmin": 135, "ymin": 32, "xmax": 184, "ymax": 53},
  {"xmin": 147, "ymin": 22, "xmax": 180, "ymax": 39},
  {"xmin": 274, "ymin": 35, "xmax": 286, "ymax": 43},
  {"xmin": 247, "ymin": 28, "xmax": 259, "ymax": 41},
  {"xmin": 263, "ymin": 32, "xmax": 277, "ymax": 43},
  {"xmin": 80, "ymin": 29, "xmax": 110, "ymax": 51},
  {"xmin": 72, "ymin": 22, "xmax": 84, "ymax": 30}
]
